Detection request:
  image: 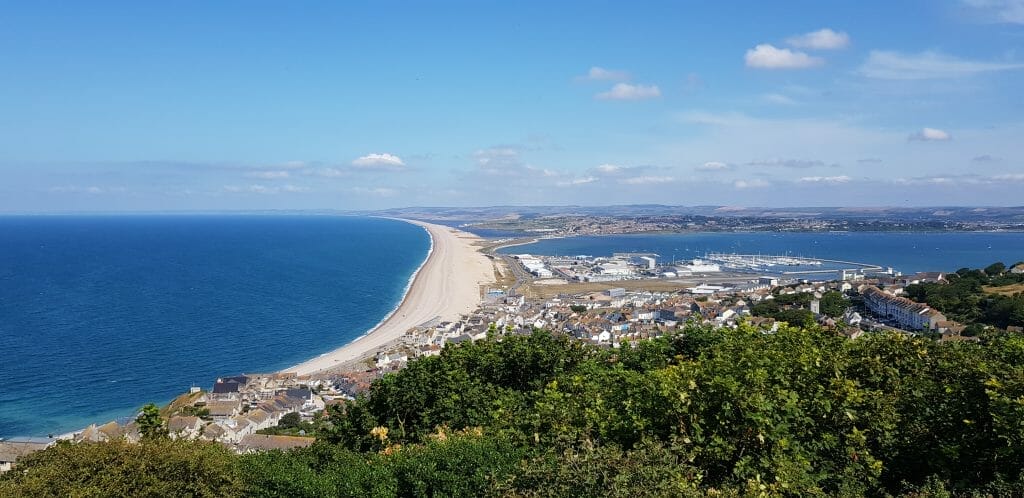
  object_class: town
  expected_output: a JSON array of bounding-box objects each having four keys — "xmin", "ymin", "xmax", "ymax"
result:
[{"xmin": 4, "ymin": 257, "xmax": 1020, "ymax": 473}]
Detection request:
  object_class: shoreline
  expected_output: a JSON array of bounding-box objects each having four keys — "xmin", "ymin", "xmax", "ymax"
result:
[
  {"xmin": 283, "ymin": 219, "xmax": 496, "ymax": 376},
  {"xmin": 316, "ymin": 218, "xmax": 437, "ymax": 364},
  {"xmin": 3, "ymin": 218, "xmax": 489, "ymax": 440}
]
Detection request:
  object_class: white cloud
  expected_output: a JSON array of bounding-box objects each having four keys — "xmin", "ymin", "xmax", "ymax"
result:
[
  {"xmin": 223, "ymin": 184, "xmax": 307, "ymax": 194},
  {"xmin": 580, "ymin": 66, "xmax": 630, "ymax": 81},
  {"xmin": 594, "ymin": 163, "xmax": 624, "ymax": 174},
  {"xmin": 351, "ymin": 187, "xmax": 398, "ymax": 197},
  {"xmin": 525, "ymin": 165, "xmax": 560, "ymax": 177},
  {"xmin": 49, "ymin": 185, "xmax": 123, "ymax": 194},
  {"xmin": 314, "ymin": 168, "xmax": 350, "ymax": 178},
  {"xmin": 893, "ymin": 176, "xmax": 958, "ymax": 185},
  {"xmin": 747, "ymin": 158, "xmax": 828, "ymax": 168},
  {"xmin": 798, "ymin": 175, "xmax": 852, "ymax": 184},
  {"xmin": 786, "ymin": 28, "xmax": 850, "ymax": 50},
  {"xmin": 352, "ymin": 153, "xmax": 405, "ymax": 169},
  {"xmin": 595, "ymin": 83, "xmax": 661, "ymax": 100},
  {"xmin": 894, "ymin": 173, "xmax": 1024, "ymax": 185},
  {"xmin": 744, "ymin": 44, "xmax": 824, "ymax": 69},
  {"xmin": 557, "ymin": 176, "xmax": 598, "ymax": 187},
  {"xmin": 859, "ymin": 50, "xmax": 1024, "ymax": 79},
  {"xmin": 473, "ymin": 147, "xmax": 521, "ymax": 169},
  {"xmin": 621, "ymin": 176, "xmax": 674, "ymax": 185},
  {"xmin": 963, "ymin": 0, "xmax": 1024, "ymax": 24},
  {"xmin": 246, "ymin": 170, "xmax": 290, "ymax": 179},
  {"xmin": 992, "ymin": 173, "xmax": 1024, "ymax": 181},
  {"xmin": 696, "ymin": 161, "xmax": 731, "ymax": 171},
  {"xmin": 908, "ymin": 127, "xmax": 953, "ymax": 141},
  {"xmin": 734, "ymin": 179, "xmax": 771, "ymax": 189},
  {"xmin": 224, "ymin": 185, "xmax": 269, "ymax": 194}
]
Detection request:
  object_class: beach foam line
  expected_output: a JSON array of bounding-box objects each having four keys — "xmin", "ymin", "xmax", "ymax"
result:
[
  {"xmin": 282, "ymin": 218, "xmax": 495, "ymax": 375},
  {"xmin": 336, "ymin": 220, "xmax": 434, "ymax": 347}
]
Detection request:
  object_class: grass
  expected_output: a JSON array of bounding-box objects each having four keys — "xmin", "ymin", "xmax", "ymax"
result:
[
  {"xmin": 983, "ymin": 283, "xmax": 1024, "ymax": 296},
  {"xmin": 162, "ymin": 390, "xmax": 206, "ymax": 418}
]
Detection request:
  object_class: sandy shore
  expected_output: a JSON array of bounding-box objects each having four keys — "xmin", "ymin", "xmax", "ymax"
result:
[{"xmin": 284, "ymin": 219, "xmax": 495, "ymax": 375}]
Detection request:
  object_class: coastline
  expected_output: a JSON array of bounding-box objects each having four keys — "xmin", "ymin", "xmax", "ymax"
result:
[{"xmin": 283, "ymin": 219, "xmax": 496, "ymax": 375}]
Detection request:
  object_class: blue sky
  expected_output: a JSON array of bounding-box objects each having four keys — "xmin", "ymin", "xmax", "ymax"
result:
[{"xmin": 1, "ymin": 0, "xmax": 1023, "ymax": 212}]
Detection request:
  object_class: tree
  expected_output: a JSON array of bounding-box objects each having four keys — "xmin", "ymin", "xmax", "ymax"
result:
[
  {"xmin": 136, "ymin": 403, "xmax": 167, "ymax": 440},
  {"xmin": 985, "ymin": 262, "xmax": 1007, "ymax": 276},
  {"xmin": 0, "ymin": 439, "xmax": 242, "ymax": 497},
  {"xmin": 819, "ymin": 290, "xmax": 849, "ymax": 318},
  {"xmin": 279, "ymin": 412, "xmax": 302, "ymax": 429},
  {"xmin": 9, "ymin": 324, "xmax": 1024, "ymax": 496}
]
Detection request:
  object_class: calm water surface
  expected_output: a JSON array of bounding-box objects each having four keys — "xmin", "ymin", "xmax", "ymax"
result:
[{"xmin": 0, "ymin": 216, "xmax": 429, "ymax": 437}]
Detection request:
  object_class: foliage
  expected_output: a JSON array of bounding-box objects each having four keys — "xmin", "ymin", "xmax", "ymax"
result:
[
  {"xmin": 905, "ymin": 262, "xmax": 1024, "ymax": 328},
  {"xmin": 238, "ymin": 433, "xmax": 525, "ymax": 497},
  {"xmin": 0, "ymin": 439, "xmax": 242, "ymax": 497},
  {"xmin": 985, "ymin": 262, "xmax": 1007, "ymax": 276},
  {"xmin": 819, "ymin": 290, "xmax": 849, "ymax": 318},
  {"xmin": 8, "ymin": 326, "xmax": 1024, "ymax": 496},
  {"xmin": 752, "ymin": 299, "xmax": 816, "ymax": 327},
  {"xmin": 317, "ymin": 327, "xmax": 1024, "ymax": 495},
  {"xmin": 258, "ymin": 412, "xmax": 324, "ymax": 437},
  {"xmin": 179, "ymin": 404, "xmax": 211, "ymax": 418},
  {"xmin": 136, "ymin": 402, "xmax": 168, "ymax": 440},
  {"xmin": 279, "ymin": 412, "xmax": 301, "ymax": 428}
]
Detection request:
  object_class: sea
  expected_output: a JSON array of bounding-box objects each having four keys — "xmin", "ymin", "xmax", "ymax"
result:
[
  {"xmin": 497, "ymin": 231, "xmax": 1024, "ymax": 275},
  {"xmin": 0, "ymin": 215, "xmax": 430, "ymax": 438},
  {"xmin": 2, "ymin": 220, "xmax": 1022, "ymax": 439}
]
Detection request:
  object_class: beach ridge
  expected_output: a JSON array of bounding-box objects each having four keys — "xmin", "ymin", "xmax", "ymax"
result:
[{"xmin": 283, "ymin": 219, "xmax": 494, "ymax": 375}]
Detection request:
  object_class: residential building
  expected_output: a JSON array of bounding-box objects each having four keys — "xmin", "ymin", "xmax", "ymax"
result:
[
  {"xmin": 0, "ymin": 439, "xmax": 53, "ymax": 473},
  {"xmin": 862, "ymin": 286, "xmax": 946, "ymax": 331}
]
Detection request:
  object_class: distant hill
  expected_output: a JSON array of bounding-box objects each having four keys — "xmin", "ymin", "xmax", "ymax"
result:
[{"xmin": 364, "ymin": 204, "xmax": 1024, "ymax": 223}]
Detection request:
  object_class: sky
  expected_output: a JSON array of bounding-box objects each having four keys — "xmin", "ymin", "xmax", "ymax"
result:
[{"xmin": 1, "ymin": 0, "xmax": 1023, "ymax": 212}]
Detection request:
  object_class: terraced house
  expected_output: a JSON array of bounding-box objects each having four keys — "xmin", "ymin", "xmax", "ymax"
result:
[{"xmin": 862, "ymin": 286, "xmax": 946, "ymax": 331}]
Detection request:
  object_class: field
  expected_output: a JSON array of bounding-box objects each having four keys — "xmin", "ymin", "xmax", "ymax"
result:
[{"xmin": 983, "ymin": 283, "xmax": 1024, "ymax": 296}]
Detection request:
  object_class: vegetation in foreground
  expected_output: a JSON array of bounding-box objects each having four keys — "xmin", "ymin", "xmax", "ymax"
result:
[
  {"xmin": 904, "ymin": 262, "xmax": 1024, "ymax": 331},
  {"xmin": 3, "ymin": 323, "xmax": 1024, "ymax": 497}
]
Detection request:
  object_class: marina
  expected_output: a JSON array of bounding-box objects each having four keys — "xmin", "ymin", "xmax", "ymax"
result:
[{"xmin": 703, "ymin": 252, "xmax": 889, "ymax": 278}]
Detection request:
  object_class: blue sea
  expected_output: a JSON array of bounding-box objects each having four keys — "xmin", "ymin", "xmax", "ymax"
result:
[
  {"xmin": 0, "ymin": 216, "xmax": 430, "ymax": 438},
  {"xmin": 3, "ymin": 222, "xmax": 1022, "ymax": 439},
  {"xmin": 499, "ymin": 232, "xmax": 1024, "ymax": 275}
]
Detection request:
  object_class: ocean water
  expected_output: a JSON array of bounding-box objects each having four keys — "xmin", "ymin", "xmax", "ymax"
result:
[
  {"xmin": 499, "ymin": 231, "xmax": 1024, "ymax": 275},
  {"xmin": 0, "ymin": 215, "xmax": 430, "ymax": 438}
]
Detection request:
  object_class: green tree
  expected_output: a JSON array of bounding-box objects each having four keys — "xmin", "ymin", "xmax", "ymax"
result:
[
  {"xmin": 985, "ymin": 262, "xmax": 1007, "ymax": 276},
  {"xmin": 8, "ymin": 324, "xmax": 1024, "ymax": 496},
  {"xmin": 279, "ymin": 412, "xmax": 302, "ymax": 429},
  {"xmin": 819, "ymin": 290, "xmax": 849, "ymax": 318},
  {"xmin": 136, "ymin": 402, "xmax": 167, "ymax": 440},
  {"xmin": 0, "ymin": 439, "xmax": 242, "ymax": 497}
]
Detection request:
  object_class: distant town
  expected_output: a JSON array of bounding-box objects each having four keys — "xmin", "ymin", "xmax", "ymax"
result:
[
  {"xmin": 369, "ymin": 205, "xmax": 1024, "ymax": 236},
  {"xmin": 7, "ymin": 245, "xmax": 1020, "ymax": 472}
]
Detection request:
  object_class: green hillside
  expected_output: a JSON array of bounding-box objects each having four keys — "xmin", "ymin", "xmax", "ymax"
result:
[{"xmin": 4, "ymin": 325, "xmax": 1024, "ymax": 497}]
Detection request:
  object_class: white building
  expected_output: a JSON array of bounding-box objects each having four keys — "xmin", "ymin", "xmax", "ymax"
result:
[
  {"xmin": 862, "ymin": 286, "xmax": 946, "ymax": 331},
  {"xmin": 679, "ymin": 259, "xmax": 721, "ymax": 273},
  {"xmin": 597, "ymin": 261, "xmax": 634, "ymax": 276},
  {"xmin": 690, "ymin": 284, "xmax": 725, "ymax": 295}
]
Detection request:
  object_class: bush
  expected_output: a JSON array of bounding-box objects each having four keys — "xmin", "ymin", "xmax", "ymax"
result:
[{"xmin": 0, "ymin": 439, "xmax": 242, "ymax": 497}]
